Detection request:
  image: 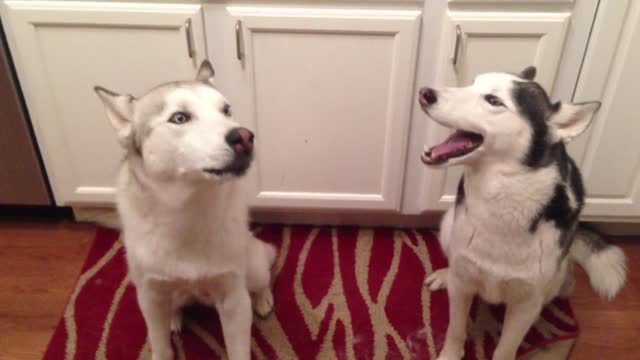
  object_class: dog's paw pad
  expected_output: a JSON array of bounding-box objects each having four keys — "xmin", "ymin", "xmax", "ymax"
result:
[
  {"xmin": 170, "ymin": 312, "xmax": 183, "ymax": 333},
  {"xmin": 424, "ymin": 268, "xmax": 448, "ymax": 291},
  {"xmin": 253, "ymin": 288, "xmax": 274, "ymax": 319}
]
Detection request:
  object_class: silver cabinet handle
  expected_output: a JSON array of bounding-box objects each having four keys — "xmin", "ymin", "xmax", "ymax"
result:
[
  {"xmin": 235, "ymin": 20, "xmax": 244, "ymax": 61},
  {"xmin": 451, "ymin": 24, "xmax": 461, "ymax": 66},
  {"xmin": 185, "ymin": 18, "xmax": 194, "ymax": 59}
]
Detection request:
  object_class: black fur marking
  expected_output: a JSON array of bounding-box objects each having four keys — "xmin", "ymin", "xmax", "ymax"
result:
[
  {"xmin": 513, "ymin": 82, "xmax": 590, "ymax": 260},
  {"xmin": 520, "ymin": 66, "xmax": 537, "ymax": 80},
  {"xmin": 576, "ymin": 225, "xmax": 610, "ymax": 252},
  {"xmin": 456, "ymin": 176, "xmax": 465, "ymax": 206},
  {"xmin": 544, "ymin": 184, "xmax": 574, "ymax": 229},
  {"xmin": 551, "ymin": 143, "xmax": 570, "ymax": 181},
  {"xmin": 512, "ymin": 81, "xmax": 558, "ymax": 168},
  {"xmin": 530, "ymin": 183, "xmax": 579, "ymax": 233},
  {"xmin": 529, "ymin": 148, "xmax": 588, "ymax": 265},
  {"xmin": 568, "ymin": 158, "xmax": 585, "ymax": 208},
  {"xmin": 558, "ymin": 228, "xmax": 575, "ymax": 260}
]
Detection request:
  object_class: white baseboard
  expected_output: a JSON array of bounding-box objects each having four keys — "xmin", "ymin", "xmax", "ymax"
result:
[
  {"xmin": 70, "ymin": 206, "xmax": 639, "ymax": 236},
  {"xmin": 72, "ymin": 206, "xmax": 120, "ymax": 229},
  {"xmin": 250, "ymin": 209, "xmax": 442, "ymax": 229}
]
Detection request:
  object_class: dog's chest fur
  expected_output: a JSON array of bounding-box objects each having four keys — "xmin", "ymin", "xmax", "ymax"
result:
[
  {"xmin": 450, "ymin": 164, "xmax": 566, "ymax": 303},
  {"xmin": 465, "ymin": 164, "xmax": 559, "ymax": 230},
  {"xmin": 117, "ymin": 164, "xmax": 252, "ymax": 287}
]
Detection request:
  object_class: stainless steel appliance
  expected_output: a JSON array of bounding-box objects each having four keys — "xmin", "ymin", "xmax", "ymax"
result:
[{"xmin": 0, "ymin": 21, "xmax": 52, "ymax": 205}]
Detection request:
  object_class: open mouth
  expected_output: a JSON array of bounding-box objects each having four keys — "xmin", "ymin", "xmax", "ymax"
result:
[
  {"xmin": 203, "ymin": 156, "xmax": 252, "ymax": 177},
  {"xmin": 421, "ymin": 130, "xmax": 484, "ymax": 165},
  {"xmin": 203, "ymin": 168, "xmax": 232, "ymax": 176}
]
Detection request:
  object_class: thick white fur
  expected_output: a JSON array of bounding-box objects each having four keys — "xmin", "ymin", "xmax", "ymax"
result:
[
  {"xmin": 570, "ymin": 232, "xmax": 627, "ymax": 300},
  {"xmin": 427, "ymin": 166, "xmax": 572, "ymax": 360},
  {"xmin": 421, "ymin": 72, "xmax": 624, "ymax": 360},
  {"xmin": 95, "ymin": 62, "xmax": 275, "ymax": 360}
]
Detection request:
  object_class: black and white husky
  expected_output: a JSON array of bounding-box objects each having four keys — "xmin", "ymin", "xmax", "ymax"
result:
[
  {"xmin": 95, "ymin": 61, "xmax": 276, "ymax": 360},
  {"xmin": 419, "ymin": 67, "xmax": 627, "ymax": 360}
]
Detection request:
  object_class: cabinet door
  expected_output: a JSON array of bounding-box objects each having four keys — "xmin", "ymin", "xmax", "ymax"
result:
[
  {"xmin": 411, "ymin": 10, "xmax": 571, "ymax": 211},
  {"xmin": 571, "ymin": 0, "xmax": 640, "ymax": 220},
  {"xmin": 207, "ymin": 6, "xmax": 421, "ymax": 210},
  {"xmin": 0, "ymin": 1, "xmax": 206, "ymax": 205}
]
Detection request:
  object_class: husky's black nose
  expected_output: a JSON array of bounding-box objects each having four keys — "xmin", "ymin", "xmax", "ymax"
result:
[
  {"xmin": 419, "ymin": 87, "xmax": 437, "ymax": 105},
  {"xmin": 226, "ymin": 127, "xmax": 254, "ymax": 155}
]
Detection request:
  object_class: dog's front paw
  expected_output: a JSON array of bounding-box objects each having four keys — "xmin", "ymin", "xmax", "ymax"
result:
[
  {"xmin": 436, "ymin": 348, "xmax": 464, "ymax": 360},
  {"xmin": 170, "ymin": 311, "xmax": 183, "ymax": 333},
  {"xmin": 425, "ymin": 268, "xmax": 449, "ymax": 291},
  {"xmin": 151, "ymin": 349, "xmax": 174, "ymax": 360},
  {"xmin": 253, "ymin": 287, "xmax": 274, "ymax": 319}
]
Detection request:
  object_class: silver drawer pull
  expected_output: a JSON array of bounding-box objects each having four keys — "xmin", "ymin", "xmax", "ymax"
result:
[
  {"xmin": 235, "ymin": 20, "xmax": 244, "ymax": 61},
  {"xmin": 185, "ymin": 18, "xmax": 194, "ymax": 59},
  {"xmin": 452, "ymin": 24, "xmax": 461, "ymax": 66}
]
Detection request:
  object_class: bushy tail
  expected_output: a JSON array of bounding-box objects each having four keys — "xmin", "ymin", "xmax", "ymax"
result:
[{"xmin": 570, "ymin": 227, "xmax": 627, "ymax": 300}]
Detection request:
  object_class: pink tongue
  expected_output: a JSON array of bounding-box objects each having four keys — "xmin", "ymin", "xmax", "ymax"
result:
[{"xmin": 431, "ymin": 131, "xmax": 472, "ymax": 158}]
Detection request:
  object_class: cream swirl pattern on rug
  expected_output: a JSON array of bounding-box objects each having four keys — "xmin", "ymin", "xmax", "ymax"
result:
[{"xmin": 44, "ymin": 225, "xmax": 578, "ymax": 360}]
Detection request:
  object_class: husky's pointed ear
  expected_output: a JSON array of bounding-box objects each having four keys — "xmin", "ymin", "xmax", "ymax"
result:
[
  {"xmin": 94, "ymin": 86, "xmax": 135, "ymax": 144},
  {"xmin": 549, "ymin": 101, "xmax": 601, "ymax": 143},
  {"xmin": 520, "ymin": 66, "xmax": 537, "ymax": 80},
  {"xmin": 196, "ymin": 60, "xmax": 215, "ymax": 83}
]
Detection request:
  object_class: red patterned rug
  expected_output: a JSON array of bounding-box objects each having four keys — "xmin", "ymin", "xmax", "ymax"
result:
[{"xmin": 44, "ymin": 225, "xmax": 578, "ymax": 359}]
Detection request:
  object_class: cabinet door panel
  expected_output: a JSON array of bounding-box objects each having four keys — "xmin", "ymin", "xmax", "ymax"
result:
[
  {"xmin": 1, "ymin": 1, "xmax": 206, "ymax": 204},
  {"xmin": 221, "ymin": 7, "xmax": 421, "ymax": 210},
  {"xmin": 571, "ymin": 0, "xmax": 640, "ymax": 219},
  {"xmin": 423, "ymin": 11, "xmax": 570, "ymax": 208}
]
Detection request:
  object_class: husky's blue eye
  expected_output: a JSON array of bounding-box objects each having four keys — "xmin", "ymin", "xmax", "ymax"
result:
[
  {"xmin": 169, "ymin": 112, "xmax": 191, "ymax": 124},
  {"xmin": 485, "ymin": 94, "xmax": 504, "ymax": 107}
]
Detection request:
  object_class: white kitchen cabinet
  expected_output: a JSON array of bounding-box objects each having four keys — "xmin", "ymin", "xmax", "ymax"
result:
[
  {"xmin": 205, "ymin": 4, "xmax": 421, "ymax": 210},
  {"xmin": 4, "ymin": 0, "xmax": 633, "ymax": 224},
  {"xmin": 570, "ymin": 0, "xmax": 640, "ymax": 221},
  {"xmin": 0, "ymin": 0, "xmax": 207, "ymax": 205},
  {"xmin": 403, "ymin": 0, "xmax": 599, "ymax": 213}
]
